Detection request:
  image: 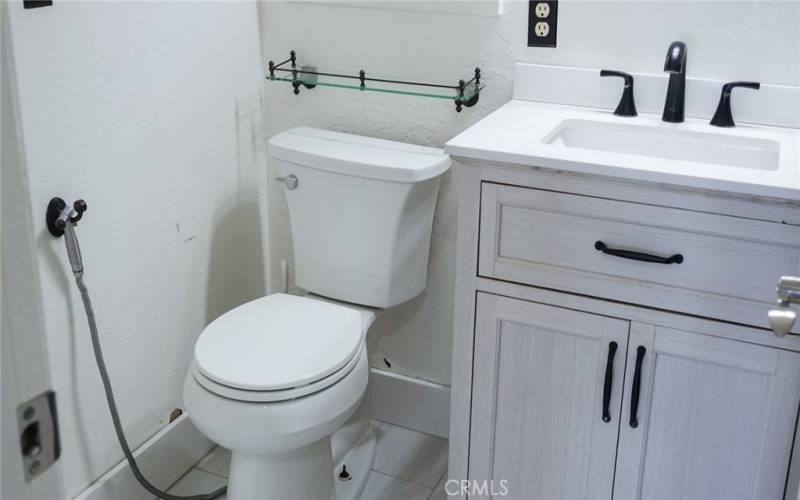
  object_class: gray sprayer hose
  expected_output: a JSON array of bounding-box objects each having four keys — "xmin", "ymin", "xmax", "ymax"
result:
[{"xmin": 67, "ymin": 223, "xmax": 226, "ymax": 500}]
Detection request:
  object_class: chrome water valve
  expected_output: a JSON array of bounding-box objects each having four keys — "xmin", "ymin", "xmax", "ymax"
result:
[{"xmin": 275, "ymin": 174, "xmax": 299, "ymax": 190}]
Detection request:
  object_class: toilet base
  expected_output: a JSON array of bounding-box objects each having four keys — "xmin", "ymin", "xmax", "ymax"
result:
[
  {"xmin": 222, "ymin": 413, "xmax": 376, "ymax": 500},
  {"xmin": 228, "ymin": 438, "xmax": 335, "ymax": 500},
  {"xmin": 333, "ymin": 424, "xmax": 376, "ymax": 500}
]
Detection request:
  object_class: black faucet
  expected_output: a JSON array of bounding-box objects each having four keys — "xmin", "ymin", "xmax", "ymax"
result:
[{"xmin": 662, "ymin": 41, "xmax": 687, "ymax": 123}]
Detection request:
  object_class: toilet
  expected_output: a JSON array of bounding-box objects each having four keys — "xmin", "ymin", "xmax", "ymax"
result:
[{"xmin": 183, "ymin": 127, "xmax": 450, "ymax": 499}]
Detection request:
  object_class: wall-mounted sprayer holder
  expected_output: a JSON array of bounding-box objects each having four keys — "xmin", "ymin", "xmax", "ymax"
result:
[{"xmin": 46, "ymin": 197, "xmax": 87, "ymax": 237}]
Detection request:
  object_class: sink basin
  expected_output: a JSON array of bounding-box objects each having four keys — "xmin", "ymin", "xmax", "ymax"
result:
[
  {"xmin": 446, "ymin": 100, "xmax": 799, "ymax": 200},
  {"xmin": 543, "ymin": 119, "xmax": 780, "ymax": 171}
]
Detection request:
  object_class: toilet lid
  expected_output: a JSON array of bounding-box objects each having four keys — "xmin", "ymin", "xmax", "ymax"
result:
[{"xmin": 194, "ymin": 294, "xmax": 363, "ymax": 391}]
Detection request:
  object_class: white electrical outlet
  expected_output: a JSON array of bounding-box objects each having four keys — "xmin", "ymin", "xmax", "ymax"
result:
[
  {"xmin": 535, "ymin": 2, "xmax": 550, "ymax": 18},
  {"xmin": 534, "ymin": 21, "xmax": 550, "ymax": 37}
]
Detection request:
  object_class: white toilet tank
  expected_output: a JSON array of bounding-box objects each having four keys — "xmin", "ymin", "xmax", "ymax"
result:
[{"xmin": 268, "ymin": 127, "xmax": 450, "ymax": 308}]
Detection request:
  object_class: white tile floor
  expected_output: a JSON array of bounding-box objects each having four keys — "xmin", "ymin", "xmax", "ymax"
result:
[{"xmin": 165, "ymin": 420, "xmax": 448, "ymax": 500}]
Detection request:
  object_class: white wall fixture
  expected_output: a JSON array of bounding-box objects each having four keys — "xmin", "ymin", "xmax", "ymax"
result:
[
  {"xmin": 182, "ymin": 128, "xmax": 450, "ymax": 499},
  {"xmin": 269, "ymin": 127, "xmax": 450, "ymax": 308}
]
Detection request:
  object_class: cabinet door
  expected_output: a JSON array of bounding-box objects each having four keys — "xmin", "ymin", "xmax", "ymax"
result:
[
  {"xmin": 469, "ymin": 293, "xmax": 630, "ymax": 499},
  {"xmin": 614, "ymin": 323, "xmax": 800, "ymax": 499}
]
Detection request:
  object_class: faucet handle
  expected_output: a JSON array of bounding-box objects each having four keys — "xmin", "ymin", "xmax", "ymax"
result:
[
  {"xmin": 600, "ymin": 70, "xmax": 637, "ymax": 117},
  {"xmin": 710, "ymin": 81, "xmax": 760, "ymax": 127}
]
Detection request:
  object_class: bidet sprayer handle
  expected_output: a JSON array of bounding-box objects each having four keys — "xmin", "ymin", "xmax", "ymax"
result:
[
  {"xmin": 57, "ymin": 202, "xmax": 85, "ymax": 276},
  {"xmin": 64, "ymin": 222, "xmax": 84, "ymax": 276}
]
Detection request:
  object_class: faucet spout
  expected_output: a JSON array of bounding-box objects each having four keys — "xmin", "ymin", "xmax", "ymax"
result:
[{"xmin": 662, "ymin": 41, "xmax": 687, "ymax": 123}]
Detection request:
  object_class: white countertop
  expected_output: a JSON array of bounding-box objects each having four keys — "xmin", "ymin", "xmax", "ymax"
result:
[{"xmin": 446, "ymin": 100, "xmax": 800, "ymax": 201}]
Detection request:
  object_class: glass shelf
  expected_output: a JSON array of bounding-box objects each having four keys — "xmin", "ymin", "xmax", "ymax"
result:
[
  {"xmin": 268, "ymin": 74, "xmax": 483, "ymax": 103},
  {"xmin": 265, "ymin": 53, "xmax": 482, "ymax": 111}
]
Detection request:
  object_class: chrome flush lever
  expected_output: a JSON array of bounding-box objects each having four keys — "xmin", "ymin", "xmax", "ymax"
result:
[
  {"xmin": 274, "ymin": 174, "xmax": 299, "ymax": 190},
  {"xmin": 769, "ymin": 276, "xmax": 800, "ymax": 337}
]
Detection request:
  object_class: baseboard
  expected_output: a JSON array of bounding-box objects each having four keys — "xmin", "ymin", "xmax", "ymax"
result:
[
  {"xmin": 73, "ymin": 372, "xmax": 448, "ymax": 500},
  {"xmin": 73, "ymin": 414, "xmax": 214, "ymax": 500},
  {"xmin": 367, "ymin": 368, "xmax": 450, "ymax": 439}
]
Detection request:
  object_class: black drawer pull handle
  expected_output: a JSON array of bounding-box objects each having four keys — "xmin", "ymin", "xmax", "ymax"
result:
[
  {"xmin": 595, "ymin": 241, "xmax": 684, "ymax": 264},
  {"xmin": 602, "ymin": 341, "xmax": 618, "ymax": 422},
  {"xmin": 629, "ymin": 346, "xmax": 646, "ymax": 428}
]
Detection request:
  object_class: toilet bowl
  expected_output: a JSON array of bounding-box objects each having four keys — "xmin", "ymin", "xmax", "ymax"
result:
[
  {"xmin": 184, "ymin": 127, "xmax": 450, "ymax": 499},
  {"xmin": 184, "ymin": 294, "xmax": 373, "ymax": 499}
]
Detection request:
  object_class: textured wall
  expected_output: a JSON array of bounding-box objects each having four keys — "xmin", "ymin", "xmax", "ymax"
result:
[
  {"xmin": 259, "ymin": 0, "xmax": 800, "ymax": 386},
  {"xmin": 2, "ymin": 3, "xmax": 61, "ymax": 495},
  {"xmin": 5, "ymin": 2, "xmax": 267, "ymax": 497}
]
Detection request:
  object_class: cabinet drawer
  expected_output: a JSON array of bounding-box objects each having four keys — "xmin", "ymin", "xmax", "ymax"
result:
[{"xmin": 478, "ymin": 182, "xmax": 800, "ymax": 332}]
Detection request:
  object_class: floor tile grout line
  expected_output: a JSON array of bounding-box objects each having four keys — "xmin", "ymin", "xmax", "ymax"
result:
[
  {"xmin": 192, "ymin": 465, "xmax": 229, "ymax": 480},
  {"xmin": 371, "ymin": 466, "xmax": 447, "ymax": 490},
  {"xmin": 371, "ymin": 418, "xmax": 447, "ymax": 442},
  {"xmin": 433, "ymin": 467, "xmax": 448, "ymax": 488},
  {"xmin": 365, "ymin": 470, "xmax": 435, "ymax": 499},
  {"xmin": 367, "ymin": 469, "xmax": 436, "ymax": 496},
  {"xmin": 422, "ymin": 468, "xmax": 448, "ymax": 500},
  {"xmin": 428, "ymin": 468, "xmax": 449, "ymax": 500},
  {"xmin": 370, "ymin": 420, "xmax": 449, "ymax": 490},
  {"xmin": 191, "ymin": 446, "xmax": 231, "ymax": 479},
  {"xmin": 164, "ymin": 464, "xmax": 198, "ymax": 495}
]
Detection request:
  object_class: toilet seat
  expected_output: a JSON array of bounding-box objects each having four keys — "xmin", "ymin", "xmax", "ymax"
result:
[
  {"xmin": 193, "ymin": 294, "xmax": 364, "ymax": 402},
  {"xmin": 191, "ymin": 340, "xmax": 365, "ymax": 402}
]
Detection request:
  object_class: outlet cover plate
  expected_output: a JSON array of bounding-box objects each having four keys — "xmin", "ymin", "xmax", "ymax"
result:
[{"xmin": 528, "ymin": 0, "xmax": 558, "ymax": 47}]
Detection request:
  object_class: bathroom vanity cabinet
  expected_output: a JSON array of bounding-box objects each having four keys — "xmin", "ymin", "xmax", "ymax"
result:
[{"xmin": 448, "ymin": 160, "xmax": 800, "ymax": 499}]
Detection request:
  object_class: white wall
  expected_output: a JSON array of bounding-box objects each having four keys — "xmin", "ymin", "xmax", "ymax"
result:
[
  {"xmin": 259, "ymin": 0, "xmax": 800, "ymax": 386},
  {"xmin": 4, "ymin": 2, "xmax": 267, "ymax": 497},
  {"xmin": 3, "ymin": 3, "xmax": 65, "ymax": 496}
]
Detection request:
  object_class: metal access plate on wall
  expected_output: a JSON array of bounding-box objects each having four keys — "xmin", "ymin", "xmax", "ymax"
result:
[{"xmin": 16, "ymin": 390, "xmax": 60, "ymax": 482}]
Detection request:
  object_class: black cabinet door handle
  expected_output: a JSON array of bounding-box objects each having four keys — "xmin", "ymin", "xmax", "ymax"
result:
[
  {"xmin": 629, "ymin": 346, "xmax": 647, "ymax": 428},
  {"xmin": 602, "ymin": 341, "xmax": 618, "ymax": 422},
  {"xmin": 595, "ymin": 241, "xmax": 684, "ymax": 264}
]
